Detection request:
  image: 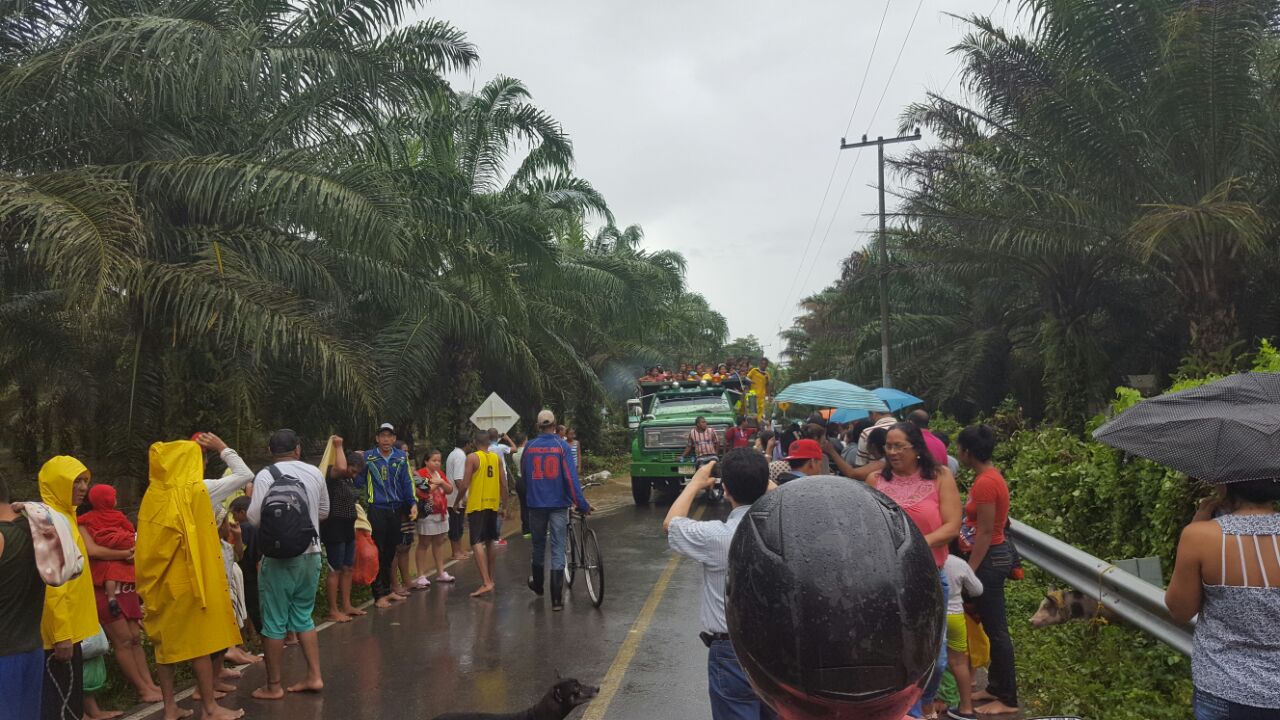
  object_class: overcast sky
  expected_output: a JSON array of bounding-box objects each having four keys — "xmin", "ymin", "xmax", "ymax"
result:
[{"xmin": 422, "ymin": 0, "xmax": 1012, "ymax": 357}]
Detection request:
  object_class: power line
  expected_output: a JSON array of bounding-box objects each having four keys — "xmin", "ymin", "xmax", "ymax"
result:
[
  {"xmin": 841, "ymin": 0, "xmax": 894, "ymax": 139},
  {"xmin": 793, "ymin": 0, "xmax": 928, "ymax": 307},
  {"xmin": 771, "ymin": 0, "xmax": 895, "ymax": 341}
]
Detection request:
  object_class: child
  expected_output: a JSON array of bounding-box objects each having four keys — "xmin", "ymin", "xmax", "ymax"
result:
[
  {"xmin": 413, "ymin": 450, "xmax": 455, "ymax": 586},
  {"xmin": 77, "ymin": 484, "xmax": 135, "ymax": 617},
  {"xmin": 229, "ymin": 496, "xmax": 262, "ymax": 639},
  {"xmin": 941, "ymin": 553, "xmax": 984, "ymax": 719}
]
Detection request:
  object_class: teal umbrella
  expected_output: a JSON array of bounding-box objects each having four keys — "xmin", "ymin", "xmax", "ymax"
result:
[{"xmin": 775, "ymin": 379, "xmax": 890, "ymax": 412}]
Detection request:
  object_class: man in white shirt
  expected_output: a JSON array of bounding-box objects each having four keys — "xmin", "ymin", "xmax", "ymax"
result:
[
  {"xmin": 191, "ymin": 432, "xmax": 258, "ymax": 669},
  {"xmin": 664, "ymin": 449, "xmax": 777, "ymax": 720},
  {"xmin": 856, "ymin": 410, "xmax": 897, "ymax": 466},
  {"xmin": 247, "ymin": 429, "xmax": 329, "ymax": 700},
  {"xmin": 446, "ymin": 433, "xmax": 472, "ymax": 561}
]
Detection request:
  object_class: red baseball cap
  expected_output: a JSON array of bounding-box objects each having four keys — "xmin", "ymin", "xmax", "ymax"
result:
[{"xmin": 785, "ymin": 439, "xmax": 823, "ymax": 461}]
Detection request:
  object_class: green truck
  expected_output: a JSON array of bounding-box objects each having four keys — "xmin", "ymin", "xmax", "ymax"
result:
[{"xmin": 625, "ymin": 381, "xmax": 741, "ymax": 505}]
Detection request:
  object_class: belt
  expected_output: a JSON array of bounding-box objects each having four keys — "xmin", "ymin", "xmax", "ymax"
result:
[{"xmin": 699, "ymin": 632, "xmax": 730, "ymax": 648}]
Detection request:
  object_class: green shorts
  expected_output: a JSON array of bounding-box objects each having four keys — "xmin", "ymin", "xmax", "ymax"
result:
[{"xmin": 259, "ymin": 553, "xmax": 322, "ymax": 640}]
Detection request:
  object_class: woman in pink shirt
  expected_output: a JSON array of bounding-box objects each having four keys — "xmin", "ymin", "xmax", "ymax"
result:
[{"xmin": 869, "ymin": 421, "xmax": 961, "ymax": 718}]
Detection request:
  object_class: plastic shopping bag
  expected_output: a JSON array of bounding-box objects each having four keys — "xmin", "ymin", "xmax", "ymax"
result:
[
  {"xmin": 352, "ymin": 529, "xmax": 378, "ymax": 586},
  {"xmin": 967, "ymin": 613, "xmax": 991, "ymax": 669}
]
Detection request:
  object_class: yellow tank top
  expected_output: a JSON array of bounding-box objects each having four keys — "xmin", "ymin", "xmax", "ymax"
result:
[{"xmin": 465, "ymin": 450, "xmax": 502, "ymax": 513}]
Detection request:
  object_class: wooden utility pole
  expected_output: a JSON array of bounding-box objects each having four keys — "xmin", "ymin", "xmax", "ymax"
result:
[{"xmin": 839, "ymin": 129, "xmax": 921, "ymax": 388}]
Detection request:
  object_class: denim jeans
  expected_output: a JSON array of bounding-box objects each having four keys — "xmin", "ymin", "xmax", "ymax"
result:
[
  {"xmin": 708, "ymin": 639, "xmax": 778, "ymax": 720},
  {"xmin": 528, "ymin": 507, "xmax": 569, "ymax": 571},
  {"xmin": 910, "ymin": 570, "xmax": 950, "ymax": 717},
  {"xmin": 1194, "ymin": 689, "xmax": 1280, "ymax": 720},
  {"xmin": 974, "ymin": 542, "xmax": 1018, "ymax": 707}
]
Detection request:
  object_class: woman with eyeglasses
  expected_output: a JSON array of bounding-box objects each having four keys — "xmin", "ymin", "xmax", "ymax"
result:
[{"xmin": 871, "ymin": 421, "xmax": 962, "ymax": 720}]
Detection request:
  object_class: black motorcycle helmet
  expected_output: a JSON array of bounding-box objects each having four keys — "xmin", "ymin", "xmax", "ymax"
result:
[{"xmin": 726, "ymin": 476, "xmax": 944, "ymax": 720}]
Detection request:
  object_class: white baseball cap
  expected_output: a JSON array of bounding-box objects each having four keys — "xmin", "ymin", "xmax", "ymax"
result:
[
  {"xmin": 377, "ymin": 422, "xmax": 395, "ymax": 434},
  {"xmin": 537, "ymin": 410, "xmax": 556, "ymax": 428}
]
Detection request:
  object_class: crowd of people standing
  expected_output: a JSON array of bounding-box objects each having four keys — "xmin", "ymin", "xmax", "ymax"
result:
[
  {"xmin": 0, "ymin": 410, "xmax": 591, "ymax": 720},
  {"xmin": 668, "ymin": 409, "xmax": 1021, "ymax": 720}
]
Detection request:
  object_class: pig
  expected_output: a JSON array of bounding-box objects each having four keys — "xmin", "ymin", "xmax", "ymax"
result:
[{"xmin": 1029, "ymin": 588, "xmax": 1119, "ymax": 628}]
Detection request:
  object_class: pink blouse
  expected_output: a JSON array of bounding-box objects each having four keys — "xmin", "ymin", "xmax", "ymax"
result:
[{"xmin": 877, "ymin": 470, "xmax": 946, "ymax": 568}]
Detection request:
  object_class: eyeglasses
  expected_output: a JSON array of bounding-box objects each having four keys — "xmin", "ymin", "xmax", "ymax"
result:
[{"xmin": 884, "ymin": 443, "xmax": 914, "ymax": 453}]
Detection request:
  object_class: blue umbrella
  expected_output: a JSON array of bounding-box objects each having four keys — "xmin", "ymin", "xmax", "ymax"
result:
[
  {"xmin": 873, "ymin": 387, "xmax": 924, "ymax": 413},
  {"xmin": 830, "ymin": 407, "xmax": 870, "ymax": 424},
  {"xmin": 829, "ymin": 388, "xmax": 924, "ymax": 424},
  {"xmin": 775, "ymin": 379, "xmax": 890, "ymax": 413}
]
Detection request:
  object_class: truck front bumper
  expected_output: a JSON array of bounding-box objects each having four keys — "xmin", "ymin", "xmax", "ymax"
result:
[{"xmin": 631, "ymin": 460, "xmax": 697, "ymax": 482}]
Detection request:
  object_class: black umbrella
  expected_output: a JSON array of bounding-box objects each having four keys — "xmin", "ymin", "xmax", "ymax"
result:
[{"xmin": 1092, "ymin": 372, "xmax": 1280, "ymax": 484}]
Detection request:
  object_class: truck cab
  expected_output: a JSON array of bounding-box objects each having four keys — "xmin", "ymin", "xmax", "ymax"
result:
[{"xmin": 626, "ymin": 382, "xmax": 740, "ymax": 505}]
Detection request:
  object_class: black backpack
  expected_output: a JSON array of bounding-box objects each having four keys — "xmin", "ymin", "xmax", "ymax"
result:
[{"xmin": 259, "ymin": 464, "xmax": 315, "ymax": 559}]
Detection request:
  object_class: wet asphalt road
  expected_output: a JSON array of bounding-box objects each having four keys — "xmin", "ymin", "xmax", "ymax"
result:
[{"xmin": 134, "ymin": 495, "xmax": 727, "ymax": 720}]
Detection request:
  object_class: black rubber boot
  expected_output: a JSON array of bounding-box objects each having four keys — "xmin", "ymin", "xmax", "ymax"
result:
[
  {"xmin": 528, "ymin": 564, "xmax": 545, "ymax": 596},
  {"xmin": 550, "ymin": 572, "xmax": 564, "ymax": 611}
]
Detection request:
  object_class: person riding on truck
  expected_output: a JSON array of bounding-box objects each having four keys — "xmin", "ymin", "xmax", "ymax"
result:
[
  {"xmin": 745, "ymin": 358, "xmax": 770, "ymax": 422},
  {"xmin": 680, "ymin": 417, "xmax": 723, "ymax": 461}
]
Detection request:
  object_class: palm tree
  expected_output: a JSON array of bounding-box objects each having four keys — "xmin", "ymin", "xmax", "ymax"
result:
[{"xmin": 782, "ymin": 0, "xmax": 1280, "ymax": 423}]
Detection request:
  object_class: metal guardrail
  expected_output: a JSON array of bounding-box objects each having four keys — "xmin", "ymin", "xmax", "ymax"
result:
[{"xmin": 1008, "ymin": 519, "xmax": 1194, "ymax": 656}]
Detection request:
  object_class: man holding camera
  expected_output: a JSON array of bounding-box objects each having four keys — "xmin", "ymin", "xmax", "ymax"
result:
[{"xmin": 663, "ymin": 449, "xmax": 776, "ymax": 720}]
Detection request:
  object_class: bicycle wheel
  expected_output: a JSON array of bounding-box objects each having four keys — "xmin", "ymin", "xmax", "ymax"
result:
[
  {"xmin": 564, "ymin": 521, "xmax": 579, "ymax": 588},
  {"xmin": 583, "ymin": 527, "xmax": 605, "ymax": 607}
]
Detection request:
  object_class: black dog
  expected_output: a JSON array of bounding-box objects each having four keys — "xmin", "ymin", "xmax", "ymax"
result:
[{"xmin": 431, "ymin": 678, "xmax": 599, "ymax": 720}]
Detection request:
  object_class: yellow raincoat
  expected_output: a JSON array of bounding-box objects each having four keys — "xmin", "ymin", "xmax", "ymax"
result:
[
  {"xmin": 135, "ymin": 440, "xmax": 242, "ymax": 664},
  {"xmin": 38, "ymin": 456, "xmax": 100, "ymax": 650}
]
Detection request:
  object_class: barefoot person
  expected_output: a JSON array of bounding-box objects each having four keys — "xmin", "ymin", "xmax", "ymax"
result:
[
  {"xmin": 246, "ymin": 429, "xmax": 329, "ymax": 700},
  {"xmin": 359, "ymin": 423, "xmax": 416, "ymax": 609},
  {"xmin": 321, "ymin": 439, "xmax": 364, "ymax": 622},
  {"xmin": 192, "ymin": 433, "xmax": 255, "ymax": 689},
  {"xmin": 77, "ymin": 484, "xmax": 161, "ymax": 703},
  {"xmin": 457, "ymin": 430, "xmax": 506, "ymax": 598},
  {"xmin": 136, "ymin": 440, "xmax": 245, "ymax": 720}
]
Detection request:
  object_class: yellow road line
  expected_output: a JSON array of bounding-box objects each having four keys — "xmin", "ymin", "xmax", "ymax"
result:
[{"xmin": 583, "ymin": 506, "xmax": 704, "ymax": 720}]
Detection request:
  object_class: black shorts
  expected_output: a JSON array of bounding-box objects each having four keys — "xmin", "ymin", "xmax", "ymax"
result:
[
  {"xmin": 467, "ymin": 509, "xmax": 500, "ymax": 544},
  {"xmin": 448, "ymin": 508, "xmax": 465, "ymax": 542},
  {"xmin": 398, "ymin": 513, "xmax": 415, "ymax": 548}
]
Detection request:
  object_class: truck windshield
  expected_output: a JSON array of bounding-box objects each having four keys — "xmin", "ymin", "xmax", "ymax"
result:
[{"xmin": 654, "ymin": 396, "xmax": 731, "ymax": 415}]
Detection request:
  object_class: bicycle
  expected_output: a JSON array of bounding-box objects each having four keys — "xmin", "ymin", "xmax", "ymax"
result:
[{"xmin": 564, "ymin": 507, "xmax": 604, "ymax": 607}]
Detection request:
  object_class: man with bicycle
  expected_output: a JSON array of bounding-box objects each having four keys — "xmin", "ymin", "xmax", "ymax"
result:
[{"xmin": 522, "ymin": 410, "xmax": 591, "ymax": 611}]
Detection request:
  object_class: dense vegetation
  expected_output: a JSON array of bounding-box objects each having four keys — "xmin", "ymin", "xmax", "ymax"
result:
[
  {"xmin": 0, "ymin": 0, "xmax": 728, "ymax": 481},
  {"xmin": 783, "ymin": 0, "xmax": 1280, "ymax": 427},
  {"xmin": 1005, "ymin": 567, "xmax": 1192, "ymax": 719}
]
